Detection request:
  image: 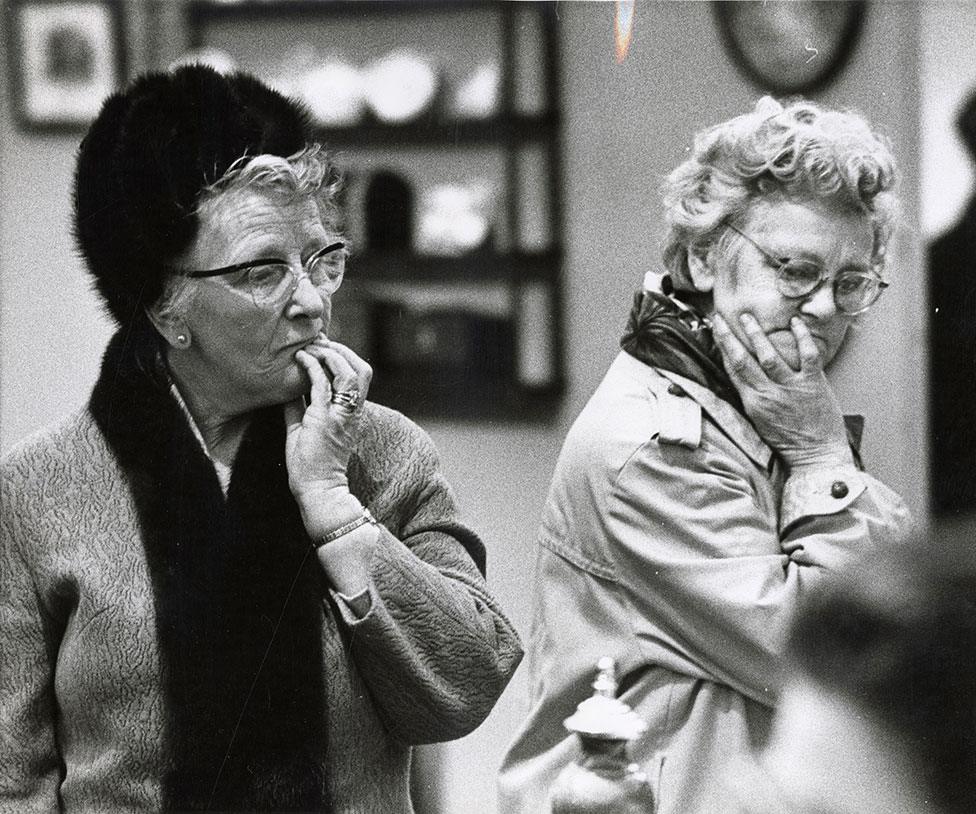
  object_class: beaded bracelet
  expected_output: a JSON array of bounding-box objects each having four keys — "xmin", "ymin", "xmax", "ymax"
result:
[{"xmin": 313, "ymin": 508, "xmax": 377, "ymax": 549}]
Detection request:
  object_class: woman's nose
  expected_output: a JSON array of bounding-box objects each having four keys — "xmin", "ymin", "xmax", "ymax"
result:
[
  {"xmin": 286, "ymin": 274, "xmax": 326, "ymax": 319},
  {"xmin": 799, "ymin": 280, "xmax": 839, "ymax": 320}
]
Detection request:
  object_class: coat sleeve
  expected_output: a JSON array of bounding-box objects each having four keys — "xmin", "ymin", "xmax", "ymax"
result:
[
  {"xmin": 0, "ymin": 459, "xmax": 63, "ymax": 812},
  {"xmin": 607, "ymin": 430, "xmax": 911, "ymax": 706},
  {"xmin": 333, "ymin": 408, "xmax": 523, "ymax": 744}
]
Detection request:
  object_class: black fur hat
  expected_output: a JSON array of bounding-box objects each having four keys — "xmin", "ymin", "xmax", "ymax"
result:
[{"xmin": 73, "ymin": 65, "xmax": 314, "ymax": 326}]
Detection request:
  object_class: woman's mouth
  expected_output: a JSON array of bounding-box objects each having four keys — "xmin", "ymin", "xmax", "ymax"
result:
[{"xmin": 287, "ymin": 334, "xmax": 325, "ymax": 354}]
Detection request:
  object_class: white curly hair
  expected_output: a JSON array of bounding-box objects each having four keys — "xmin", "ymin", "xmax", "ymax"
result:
[{"xmin": 661, "ymin": 96, "xmax": 899, "ymax": 289}]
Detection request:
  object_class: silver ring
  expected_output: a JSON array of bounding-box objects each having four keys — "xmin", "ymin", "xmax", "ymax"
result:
[{"xmin": 331, "ymin": 389, "xmax": 361, "ymax": 412}]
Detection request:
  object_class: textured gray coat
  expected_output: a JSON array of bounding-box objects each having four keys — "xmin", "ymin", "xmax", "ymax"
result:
[{"xmin": 1, "ymin": 331, "xmax": 522, "ymax": 813}]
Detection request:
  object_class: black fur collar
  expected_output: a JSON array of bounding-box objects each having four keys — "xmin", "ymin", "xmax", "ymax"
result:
[{"xmin": 89, "ymin": 322, "xmax": 331, "ymax": 811}]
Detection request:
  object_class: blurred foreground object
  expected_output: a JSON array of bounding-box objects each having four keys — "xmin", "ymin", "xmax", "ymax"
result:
[
  {"xmin": 550, "ymin": 658, "xmax": 656, "ymax": 814},
  {"xmin": 713, "ymin": 534, "xmax": 976, "ymax": 813}
]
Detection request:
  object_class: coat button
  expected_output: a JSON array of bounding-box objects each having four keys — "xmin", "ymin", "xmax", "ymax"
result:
[
  {"xmin": 668, "ymin": 383, "xmax": 687, "ymax": 397},
  {"xmin": 830, "ymin": 481, "xmax": 849, "ymax": 499}
]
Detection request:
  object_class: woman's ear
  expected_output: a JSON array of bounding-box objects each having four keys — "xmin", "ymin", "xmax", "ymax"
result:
[
  {"xmin": 686, "ymin": 245, "xmax": 716, "ymax": 293},
  {"xmin": 145, "ymin": 305, "xmax": 191, "ymax": 350}
]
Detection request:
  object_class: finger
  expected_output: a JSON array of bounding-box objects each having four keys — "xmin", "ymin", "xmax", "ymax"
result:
[
  {"xmin": 738, "ymin": 313, "xmax": 793, "ymax": 380},
  {"xmin": 295, "ymin": 348, "xmax": 332, "ymax": 406},
  {"xmin": 300, "ymin": 342, "xmax": 342, "ymax": 384},
  {"xmin": 325, "ymin": 341, "xmax": 373, "ymax": 396},
  {"xmin": 318, "ymin": 347, "xmax": 358, "ymax": 390},
  {"xmin": 300, "ymin": 345, "xmax": 365, "ymax": 416},
  {"xmin": 309, "ymin": 347, "xmax": 365, "ymax": 416},
  {"xmin": 323, "ymin": 340, "xmax": 367, "ymax": 373},
  {"xmin": 790, "ymin": 317, "xmax": 823, "ymax": 372},
  {"xmin": 308, "ymin": 331, "xmax": 329, "ymax": 349},
  {"xmin": 301, "ymin": 333, "xmax": 330, "ymax": 362},
  {"xmin": 711, "ymin": 313, "xmax": 764, "ymax": 387}
]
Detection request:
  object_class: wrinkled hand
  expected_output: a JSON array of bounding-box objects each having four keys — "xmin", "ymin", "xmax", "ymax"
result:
[
  {"xmin": 283, "ymin": 334, "xmax": 373, "ymax": 500},
  {"xmin": 711, "ymin": 313, "xmax": 851, "ymax": 470}
]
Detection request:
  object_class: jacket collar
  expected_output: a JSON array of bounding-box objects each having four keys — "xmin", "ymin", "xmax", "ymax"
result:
[{"xmin": 620, "ymin": 281, "xmax": 743, "ymax": 413}]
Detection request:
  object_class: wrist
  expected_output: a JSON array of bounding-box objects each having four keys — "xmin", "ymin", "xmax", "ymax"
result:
[
  {"xmin": 784, "ymin": 445, "xmax": 855, "ymax": 472},
  {"xmin": 297, "ymin": 487, "xmax": 365, "ymax": 539},
  {"xmin": 314, "ymin": 522, "xmax": 377, "ymax": 600},
  {"xmin": 312, "ymin": 508, "xmax": 377, "ymax": 549}
]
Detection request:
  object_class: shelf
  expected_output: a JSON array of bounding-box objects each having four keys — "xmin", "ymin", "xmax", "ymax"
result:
[
  {"xmin": 369, "ymin": 371, "xmax": 565, "ymax": 423},
  {"xmin": 188, "ymin": 0, "xmax": 502, "ymax": 27},
  {"xmin": 348, "ymin": 249, "xmax": 561, "ymax": 283},
  {"xmin": 185, "ymin": 0, "xmax": 566, "ymax": 422},
  {"xmin": 313, "ymin": 112, "xmax": 558, "ymax": 148}
]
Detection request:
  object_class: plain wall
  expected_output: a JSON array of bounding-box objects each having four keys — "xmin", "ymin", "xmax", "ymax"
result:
[
  {"xmin": 0, "ymin": 2, "xmax": 153, "ymax": 448},
  {"xmin": 0, "ymin": 3, "xmax": 928, "ymax": 814}
]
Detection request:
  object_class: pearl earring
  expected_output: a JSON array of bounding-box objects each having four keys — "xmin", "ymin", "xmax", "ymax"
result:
[{"xmin": 176, "ymin": 333, "xmax": 189, "ymax": 347}]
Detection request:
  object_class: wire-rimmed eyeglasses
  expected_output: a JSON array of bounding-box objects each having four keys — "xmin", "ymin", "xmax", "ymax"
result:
[
  {"xmin": 178, "ymin": 241, "xmax": 347, "ymax": 309},
  {"xmin": 725, "ymin": 223, "xmax": 888, "ymax": 316}
]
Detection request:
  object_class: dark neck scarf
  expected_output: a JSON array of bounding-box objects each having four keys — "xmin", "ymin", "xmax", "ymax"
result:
[
  {"xmin": 619, "ymin": 278, "xmax": 864, "ymax": 465},
  {"xmin": 89, "ymin": 319, "xmax": 332, "ymax": 812},
  {"xmin": 620, "ymin": 281, "xmax": 744, "ymax": 412}
]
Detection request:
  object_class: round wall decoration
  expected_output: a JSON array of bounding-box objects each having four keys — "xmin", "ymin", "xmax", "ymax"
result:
[{"xmin": 713, "ymin": 1, "xmax": 868, "ymax": 95}]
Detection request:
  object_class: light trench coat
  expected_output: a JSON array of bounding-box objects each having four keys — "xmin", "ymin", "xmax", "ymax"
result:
[{"xmin": 499, "ymin": 351, "xmax": 911, "ymax": 814}]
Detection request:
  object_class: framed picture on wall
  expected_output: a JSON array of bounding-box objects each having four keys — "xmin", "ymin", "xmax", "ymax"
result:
[{"xmin": 6, "ymin": 0, "xmax": 125, "ymax": 132}]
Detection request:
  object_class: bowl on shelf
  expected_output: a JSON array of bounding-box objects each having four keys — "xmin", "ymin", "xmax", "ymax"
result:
[
  {"xmin": 363, "ymin": 50, "xmax": 440, "ymax": 125},
  {"xmin": 300, "ymin": 58, "xmax": 366, "ymax": 127},
  {"xmin": 448, "ymin": 62, "xmax": 501, "ymax": 120},
  {"xmin": 415, "ymin": 182, "xmax": 494, "ymax": 257}
]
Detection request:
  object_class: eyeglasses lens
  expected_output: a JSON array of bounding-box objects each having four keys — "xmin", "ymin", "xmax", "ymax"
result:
[
  {"xmin": 247, "ymin": 264, "xmax": 293, "ymax": 307},
  {"xmin": 308, "ymin": 251, "xmax": 346, "ymax": 290},
  {"xmin": 834, "ymin": 273, "xmax": 881, "ymax": 314},
  {"xmin": 245, "ymin": 251, "xmax": 346, "ymax": 308},
  {"xmin": 776, "ymin": 261, "xmax": 882, "ymax": 315},
  {"xmin": 776, "ymin": 261, "xmax": 822, "ymax": 298}
]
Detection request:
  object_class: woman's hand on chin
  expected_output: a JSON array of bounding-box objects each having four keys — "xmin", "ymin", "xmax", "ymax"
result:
[
  {"xmin": 283, "ymin": 336, "xmax": 373, "ymax": 514},
  {"xmin": 712, "ymin": 312, "xmax": 852, "ymax": 471}
]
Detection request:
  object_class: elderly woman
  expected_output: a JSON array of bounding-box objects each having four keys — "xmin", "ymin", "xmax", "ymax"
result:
[
  {"xmin": 0, "ymin": 66, "xmax": 521, "ymax": 812},
  {"xmin": 499, "ymin": 98, "xmax": 911, "ymax": 813}
]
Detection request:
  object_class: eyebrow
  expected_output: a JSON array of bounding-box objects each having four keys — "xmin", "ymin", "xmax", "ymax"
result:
[
  {"xmin": 307, "ymin": 240, "xmax": 345, "ymax": 258},
  {"xmin": 763, "ymin": 244, "xmax": 874, "ymax": 275},
  {"xmin": 223, "ymin": 239, "xmax": 345, "ymax": 267}
]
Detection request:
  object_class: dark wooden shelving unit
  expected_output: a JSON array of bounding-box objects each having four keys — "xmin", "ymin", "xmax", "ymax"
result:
[
  {"xmin": 311, "ymin": 112, "xmax": 559, "ymax": 147},
  {"xmin": 186, "ymin": 0, "xmax": 565, "ymax": 423},
  {"xmin": 349, "ymin": 248, "xmax": 562, "ymax": 283},
  {"xmin": 187, "ymin": 0, "xmax": 506, "ymax": 26}
]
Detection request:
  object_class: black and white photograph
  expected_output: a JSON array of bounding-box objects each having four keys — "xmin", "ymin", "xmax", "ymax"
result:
[{"xmin": 0, "ymin": 2, "xmax": 973, "ymax": 813}]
